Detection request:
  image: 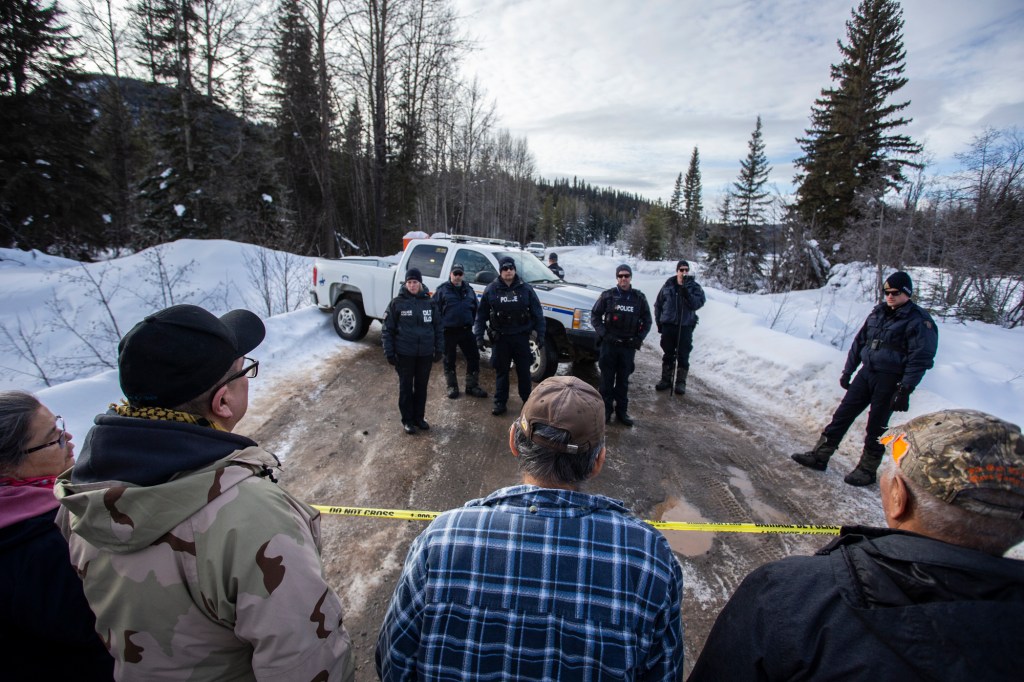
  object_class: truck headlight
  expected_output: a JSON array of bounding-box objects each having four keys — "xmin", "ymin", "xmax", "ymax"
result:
[{"xmin": 573, "ymin": 308, "xmax": 594, "ymax": 331}]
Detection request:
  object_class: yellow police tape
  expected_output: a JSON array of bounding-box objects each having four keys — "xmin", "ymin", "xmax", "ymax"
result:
[{"xmin": 312, "ymin": 505, "xmax": 842, "ymax": 536}]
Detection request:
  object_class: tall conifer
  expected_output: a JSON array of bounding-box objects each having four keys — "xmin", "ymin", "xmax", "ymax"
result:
[{"xmin": 793, "ymin": 0, "xmax": 921, "ymax": 249}]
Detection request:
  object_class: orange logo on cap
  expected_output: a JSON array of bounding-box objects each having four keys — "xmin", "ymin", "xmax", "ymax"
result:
[{"xmin": 880, "ymin": 432, "xmax": 910, "ymax": 464}]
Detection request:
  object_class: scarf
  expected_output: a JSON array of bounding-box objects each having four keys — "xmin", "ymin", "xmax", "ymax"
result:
[{"xmin": 110, "ymin": 401, "xmax": 226, "ymax": 431}]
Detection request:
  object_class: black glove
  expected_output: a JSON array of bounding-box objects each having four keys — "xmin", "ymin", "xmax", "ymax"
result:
[
  {"xmin": 633, "ymin": 338, "xmax": 644, "ymax": 350},
  {"xmin": 386, "ymin": 354, "xmax": 397, "ymax": 367},
  {"xmin": 839, "ymin": 373, "xmax": 851, "ymax": 390},
  {"xmin": 890, "ymin": 383, "xmax": 912, "ymax": 412},
  {"xmin": 535, "ymin": 336, "xmax": 545, "ymax": 350},
  {"xmin": 477, "ymin": 339, "xmax": 486, "ymax": 352},
  {"xmin": 433, "ymin": 351, "xmax": 442, "ymax": 363},
  {"xmin": 657, "ymin": 325, "xmax": 663, "ymax": 335}
]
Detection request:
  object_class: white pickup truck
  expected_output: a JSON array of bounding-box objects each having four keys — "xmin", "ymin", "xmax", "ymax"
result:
[{"xmin": 311, "ymin": 235, "xmax": 601, "ymax": 380}]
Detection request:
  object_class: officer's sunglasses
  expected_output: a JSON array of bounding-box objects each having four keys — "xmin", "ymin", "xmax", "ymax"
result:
[
  {"xmin": 616, "ymin": 273, "xmax": 631, "ymax": 279},
  {"xmin": 500, "ymin": 264, "xmax": 515, "ymax": 271},
  {"xmin": 883, "ymin": 289, "xmax": 902, "ymax": 297}
]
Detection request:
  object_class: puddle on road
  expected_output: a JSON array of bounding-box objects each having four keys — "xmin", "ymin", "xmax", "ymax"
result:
[
  {"xmin": 653, "ymin": 496, "xmax": 714, "ymax": 557},
  {"xmin": 726, "ymin": 466, "xmax": 786, "ymax": 522}
]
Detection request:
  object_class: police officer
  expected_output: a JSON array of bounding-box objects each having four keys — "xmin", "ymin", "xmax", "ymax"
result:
[
  {"xmin": 592, "ymin": 264, "xmax": 652, "ymax": 426},
  {"xmin": 792, "ymin": 271, "xmax": 939, "ymax": 486},
  {"xmin": 475, "ymin": 256, "xmax": 545, "ymax": 416},
  {"xmin": 547, "ymin": 253, "xmax": 565, "ymax": 279},
  {"xmin": 654, "ymin": 260, "xmax": 706, "ymax": 394},
  {"xmin": 434, "ymin": 262, "xmax": 487, "ymax": 400},
  {"xmin": 382, "ymin": 268, "xmax": 443, "ymax": 434}
]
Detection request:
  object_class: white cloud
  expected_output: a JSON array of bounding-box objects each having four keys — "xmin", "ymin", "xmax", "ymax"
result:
[{"xmin": 453, "ymin": 0, "xmax": 1024, "ymax": 201}]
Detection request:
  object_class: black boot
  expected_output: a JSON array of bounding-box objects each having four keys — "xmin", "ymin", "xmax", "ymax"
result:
[
  {"xmin": 492, "ymin": 402, "xmax": 507, "ymax": 416},
  {"xmin": 791, "ymin": 435, "xmax": 837, "ymax": 471},
  {"xmin": 655, "ymin": 362, "xmax": 673, "ymax": 391},
  {"xmin": 445, "ymin": 371, "xmax": 459, "ymax": 399},
  {"xmin": 465, "ymin": 371, "xmax": 488, "ymax": 398},
  {"xmin": 673, "ymin": 367, "xmax": 688, "ymax": 395},
  {"xmin": 605, "ymin": 408, "xmax": 613, "ymax": 424},
  {"xmin": 844, "ymin": 449, "xmax": 882, "ymax": 486},
  {"xmin": 616, "ymin": 410, "xmax": 635, "ymax": 427}
]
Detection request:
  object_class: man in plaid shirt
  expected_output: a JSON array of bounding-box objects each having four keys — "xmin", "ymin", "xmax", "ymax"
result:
[{"xmin": 376, "ymin": 376, "xmax": 685, "ymax": 681}]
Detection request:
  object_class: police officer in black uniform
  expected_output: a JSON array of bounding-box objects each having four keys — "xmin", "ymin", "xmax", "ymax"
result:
[
  {"xmin": 434, "ymin": 262, "xmax": 487, "ymax": 400},
  {"xmin": 792, "ymin": 271, "xmax": 939, "ymax": 486},
  {"xmin": 592, "ymin": 264, "xmax": 652, "ymax": 426},
  {"xmin": 547, "ymin": 253, "xmax": 565, "ymax": 279},
  {"xmin": 475, "ymin": 256, "xmax": 545, "ymax": 416},
  {"xmin": 654, "ymin": 260, "xmax": 706, "ymax": 395},
  {"xmin": 382, "ymin": 268, "xmax": 443, "ymax": 434}
]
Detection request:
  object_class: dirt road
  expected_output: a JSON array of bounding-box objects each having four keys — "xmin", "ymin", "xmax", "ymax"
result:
[{"xmin": 242, "ymin": 327, "xmax": 883, "ymax": 679}]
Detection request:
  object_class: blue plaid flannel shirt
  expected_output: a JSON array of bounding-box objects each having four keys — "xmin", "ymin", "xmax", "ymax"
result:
[{"xmin": 376, "ymin": 485, "xmax": 685, "ymax": 681}]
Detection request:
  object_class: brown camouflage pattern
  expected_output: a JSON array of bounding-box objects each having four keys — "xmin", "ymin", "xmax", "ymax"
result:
[
  {"xmin": 885, "ymin": 409, "xmax": 1024, "ymax": 508},
  {"xmin": 55, "ymin": 447, "xmax": 353, "ymax": 681}
]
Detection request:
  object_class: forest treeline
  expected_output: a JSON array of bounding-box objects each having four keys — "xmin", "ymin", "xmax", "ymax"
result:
[
  {"xmin": 1, "ymin": 0, "xmax": 1021, "ymax": 325},
  {"xmin": 0, "ymin": 0, "xmax": 645, "ymax": 261}
]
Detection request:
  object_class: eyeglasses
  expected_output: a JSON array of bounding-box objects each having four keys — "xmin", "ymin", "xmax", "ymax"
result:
[
  {"xmin": 883, "ymin": 289, "xmax": 902, "ymax": 297},
  {"xmin": 451, "ymin": 272, "xmax": 464, "ymax": 277},
  {"xmin": 500, "ymin": 265, "xmax": 515, "ymax": 271},
  {"xmin": 616, "ymin": 273, "xmax": 631, "ymax": 279},
  {"xmin": 24, "ymin": 416, "xmax": 67, "ymax": 454},
  {"xmin": 677, "ymin": 268, "xmax": 689, "ymax": 273},
  {"xmin": 212, "ymin": 357, "xmax": 259, "ymax": 393}
]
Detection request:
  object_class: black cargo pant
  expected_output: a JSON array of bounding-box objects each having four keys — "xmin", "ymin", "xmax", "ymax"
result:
[
  {"xmin": 396, "ymin": 354, "xmax": 433, "ymax": 424},
  {"xmin": 598, "ymin": 340, "xmax": 636, "ymax": 413},
  {"xmin": 822, "ymin": 368, "xmax": 900, "ymax": 468},
  {"xmin": 491, "ymin": 332, "xmax": 532, "ymax": 404},
  {"xmin": 443, "ymin": 325, "xmax": 480, "ymax": 375},
  {"xmin": 660, "ymin": 323, "xmax": 695, "ymax": 370}
]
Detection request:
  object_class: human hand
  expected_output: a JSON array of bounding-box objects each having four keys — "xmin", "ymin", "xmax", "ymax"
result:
[
  {"xmin": 890, "ymin": 383, "xmax": 912, "ymax": 412},
  {"xmin": 839, "ymin": 374, "xmax": 851, "ymax": 390},
  {"xmin": 477, "ymin": 339, "xmax": 486, "ymax": 352},
  {"xmin": 386, "ymin": 355, "xmax": 397, "ymax": 367},
  {"xmin": 433, "ymin": 351, "xmax": 443, "ymax": 363}
]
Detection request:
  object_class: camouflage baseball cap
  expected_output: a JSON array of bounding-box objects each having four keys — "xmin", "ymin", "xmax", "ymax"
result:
[{"xmin": 882, "ymin": 409, "xmax": 1024, "ymax": 518}]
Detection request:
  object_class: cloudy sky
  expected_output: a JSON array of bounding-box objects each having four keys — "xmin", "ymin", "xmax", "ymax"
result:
[{"xmin": 451, "ymin": 0, "xmax": 1024, "ymax": 205}]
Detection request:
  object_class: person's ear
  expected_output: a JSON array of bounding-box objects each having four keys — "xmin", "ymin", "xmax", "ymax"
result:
[
  {"xmin": 588, "ymin": 447, "xmax": 606, "ymax": 479},
  {"xmin": 209, "ymin": 385, "xmax": 234, "ymax": 422},
  {"xmin": 508, "ymin": 422, "xmax": 518, "ymax": 457},
  {"xmin": 885, "ymin": 472, "xmax": 911, "ymax": 524}
]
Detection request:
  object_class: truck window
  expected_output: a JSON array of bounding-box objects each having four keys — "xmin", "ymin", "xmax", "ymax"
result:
[
  {"xmin": 455, "ymin": 249, "xmax": 496, "ymax": 285},
  {"xmin": 406, "ymin": 244, "xmax": 448, "ymax": 278}
]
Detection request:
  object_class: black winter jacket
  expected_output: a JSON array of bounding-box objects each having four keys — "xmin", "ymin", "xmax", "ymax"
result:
[
  {"xmin": 654, "ymin": 276, "xmax": 705, "ymax": 329},
  {"xmin": 474, "ymin": 276, "xmax": 545, "ymax": 340},
  {"xmin": 1, "ymin": 506, "xmax": 115, "ymax": 680},
  {"xmin": 688, "ymin": 526, "xmax": 1024, "ymax": 681},
  {"xmin": 843, "ymin": 300, "xmax": 938, "ymax": 390},
  {"xmin": 434, "ymin": 280, "xmax": 479, "ymax": 329},
  {"xmin": 592, "ymin": 286, "xmax": 652, "ymax": 344},
  {"xmin": 382, "ymin": 285, "xmax": 443, "ymax": 358}
]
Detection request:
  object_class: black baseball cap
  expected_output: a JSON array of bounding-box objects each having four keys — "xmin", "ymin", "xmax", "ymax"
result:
[{"xmin": 118, "ymin": 304, "xmax": 265, "ymax": 407}]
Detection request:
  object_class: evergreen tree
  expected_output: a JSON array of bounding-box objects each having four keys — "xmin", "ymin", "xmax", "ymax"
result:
[
  {"xmin": 682, "ymin": 146, "xmax": 703, "ymax": 246},
  {"xmin": 793, "ymin": 0, "xmax": 922, "ymax": 249},
  {"xmin": 643, "ymin": 204, "xmax": 668, "ymax": 261},
  {"xmin": 730, "ymin": 116, "xmax": 772, "ymax": 291},
  {"xmin": 0, "ymin": 0, "xmax": 104, "ymax": 253},
  {"xmin": 667, "ymin": 172, "xmax": 683, "ymax": 244},
  {"xmin": 270, "ymin": 0, "xmax": 322, "ymax": 252}
]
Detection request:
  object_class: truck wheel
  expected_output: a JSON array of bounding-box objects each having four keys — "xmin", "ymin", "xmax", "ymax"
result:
[
  {"xmin": 529, "ymin": 334, "xmax": 559, "ymax": 382},
  {"xmin": 332, "ymin": 299, "xmax": 369, "ymax": 341}
]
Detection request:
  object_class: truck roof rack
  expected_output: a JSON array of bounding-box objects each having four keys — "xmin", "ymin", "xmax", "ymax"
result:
[{"xmin": 446, "ymin": 234, "xmax": 520, "ymax": 248}]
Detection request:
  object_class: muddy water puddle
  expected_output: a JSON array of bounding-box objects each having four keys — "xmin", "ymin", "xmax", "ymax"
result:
[{"xmin": 653, "ymin": 496, "xmax": 714, "ymax": 557}]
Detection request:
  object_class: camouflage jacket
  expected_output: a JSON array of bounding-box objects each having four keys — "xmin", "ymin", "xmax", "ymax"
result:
[{"xmin": 56, "ymin": 443, "xmax": 353, "ymax": 681}]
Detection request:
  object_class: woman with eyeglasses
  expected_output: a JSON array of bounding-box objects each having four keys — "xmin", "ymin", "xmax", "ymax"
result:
[{"xmin": 0, "ymin": 391, "xmax": 114, "ymax": 680}]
